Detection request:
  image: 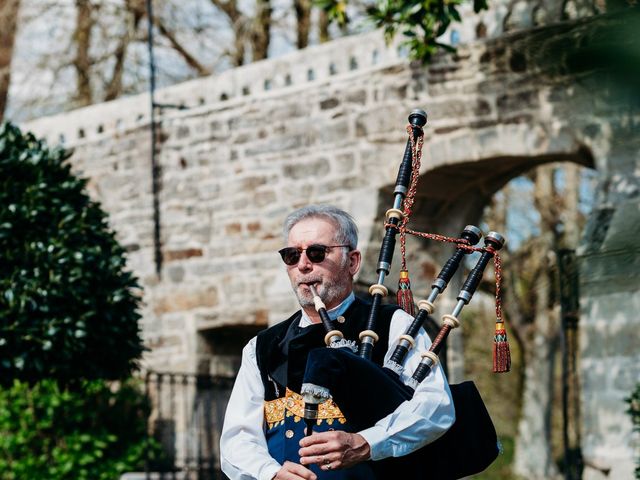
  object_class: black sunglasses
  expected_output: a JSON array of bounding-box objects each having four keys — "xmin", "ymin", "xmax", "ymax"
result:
[{"xmin": 278, "ymin": 244, "xmax": 351, "ymax": 266}]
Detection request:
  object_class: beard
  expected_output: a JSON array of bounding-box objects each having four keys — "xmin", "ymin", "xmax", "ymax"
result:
[
  {"xmin": 292, "ymin": 256, "xmax": 351, "ymax": 308},
  {"xmin": 294, "ymin": 276, "xmax": 349, "ymax": 308}
]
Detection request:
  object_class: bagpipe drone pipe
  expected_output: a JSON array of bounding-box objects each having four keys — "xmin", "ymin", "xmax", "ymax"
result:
[{"xmin": 300, "ymin": 110, "xmax": 512, "ymax": 479}]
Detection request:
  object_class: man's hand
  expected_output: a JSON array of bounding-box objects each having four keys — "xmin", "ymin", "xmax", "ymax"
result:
[
  {"xmin": 273, "ymin": 460, "xmax": 317, "ymax": 479},
  {"xmin": 298, "ymin": 431, "xmax": 371, "ymax": 471}
]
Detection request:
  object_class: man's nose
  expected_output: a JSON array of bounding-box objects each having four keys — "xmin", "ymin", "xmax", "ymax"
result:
[{"xmin": 296, "ymin": 251, "xmax": 313, "ymax": 271}]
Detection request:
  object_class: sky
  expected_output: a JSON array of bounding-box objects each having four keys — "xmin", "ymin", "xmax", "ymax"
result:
[{"xmin": 6, "ymin": 0, "xmax": 372, "ymax": 122}]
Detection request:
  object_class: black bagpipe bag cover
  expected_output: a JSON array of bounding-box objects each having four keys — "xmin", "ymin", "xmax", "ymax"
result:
[{"xmin": 303, "ymin": 347, "xmax": 500, "ymax": 479}]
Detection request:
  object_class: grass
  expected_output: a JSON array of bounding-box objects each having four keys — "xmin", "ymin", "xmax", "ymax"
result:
[{"xmin": 474, "ymin": 436, "xmax": 517, "ymax": 480}]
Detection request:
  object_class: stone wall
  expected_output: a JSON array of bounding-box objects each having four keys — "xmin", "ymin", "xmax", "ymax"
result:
[{"xmin": 24, "ymin": 14, "xmax": 639, "ymax": 480}]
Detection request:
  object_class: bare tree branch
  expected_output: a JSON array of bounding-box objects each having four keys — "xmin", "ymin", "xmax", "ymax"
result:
[
  {"xmin": 104, "ymin": 0, "xmax": 145, "ymax": 101},
  {"xmin": 209, "ymin": 0, "xmax": 242, "ymax": 23},
  {"xmin": 208, "ymin": 0, "xmax": 249, "ymax": 66},
  {"xmin": 294, "ymin": 0, "xmax": 311, "ymax": 49},
  {"xmin": 251, "ymin": 0, "xmax": 271, "ymax": 61},
  {"xmin": 319, "ymin": 8, "xmax": 330, "ymax": 43},
  {"xmin": 154, "ymin": 15, "xmax": 211, "ymax": 76},
  {"xmin": 73, "ymin": 0, "xmax": 94, "ymax": 106}
]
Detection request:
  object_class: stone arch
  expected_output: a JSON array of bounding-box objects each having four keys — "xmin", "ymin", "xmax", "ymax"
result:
[
  {"xmin": 412, "ymin": 147, "xmax": 595, "ymax": 237},
  {"xmin": 360, "ymin": 134, "xmax": 596, "ymax": 382},
  {"xmin": 362, "ymin": 141, "xmax": 595, "ymax": 283}
]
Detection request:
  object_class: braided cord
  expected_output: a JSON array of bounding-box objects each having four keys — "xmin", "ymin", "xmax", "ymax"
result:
[
  {"xmin": 494, "ymin": 252, "xmax": 503, "ymax": 323},
  {"xmin": 393, "ymin": 125, "xmax": 504, "ymax": 324}
]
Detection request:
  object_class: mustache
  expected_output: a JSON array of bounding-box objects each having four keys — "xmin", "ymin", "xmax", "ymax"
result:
[{"xmin": 297, "ymin": 277, "xmax": 322, "ymax": 287}]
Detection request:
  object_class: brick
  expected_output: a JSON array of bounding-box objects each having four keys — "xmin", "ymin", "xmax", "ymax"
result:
[
  {"xmin": 165, "ymin": 248, "xmax": 204, "ymax": 261},
  {"xmin": 247, "ymin": 221, "xmax": 261, "ymax": 233},
  {"xmin": 283, "ymin": 158, "xmax": 330, "ymax": 180},
  {"xmin": 153, "ymin": 286, "xmax": 219, "ymax": 314},
  {"xmin": 320, "ymin": 98, "xmax": 340, "ymax": 110},
  {"xmin": 225, "ymin": 222, "xmax": 242, "ymax": 235}
]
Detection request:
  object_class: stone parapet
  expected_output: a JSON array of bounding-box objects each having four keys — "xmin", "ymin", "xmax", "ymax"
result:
[{"xmin": 25, "ymin": 30, "xmax": 404, "ymax": 148}]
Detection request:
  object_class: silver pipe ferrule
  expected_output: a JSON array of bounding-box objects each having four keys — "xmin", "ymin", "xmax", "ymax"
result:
[
  {"xmin": 427, "ymin": 287, "xmax": 440, "ymax": 303},
  {"xmin": 451, "ymin": 299, "xmax": 466, "ymax": 318},
  {"xmin": 431, "ymin": 278, "xmax": 446, "ymax": 293},
  {"xmin": 377, "ymin": 261, "xmax": 391, "ymax": 274},
  {"xmin": 457, "ymin": 290, "xmax": 472, "ymax": 304}
]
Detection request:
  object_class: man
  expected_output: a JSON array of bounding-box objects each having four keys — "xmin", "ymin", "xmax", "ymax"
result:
[{"xmin": 220, "ymin": 205, "xmax": 454, "ymax": 480}]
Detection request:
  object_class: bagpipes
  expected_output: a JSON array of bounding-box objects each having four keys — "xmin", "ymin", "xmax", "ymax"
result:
[{"xmin": 300, "ymin": 109, "xmax": 511, "ymax": 479}]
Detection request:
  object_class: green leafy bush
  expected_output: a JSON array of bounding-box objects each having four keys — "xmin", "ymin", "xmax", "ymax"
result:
[
  {"xmin": 0, "ymin": 123, "xmax": 144, "ymax": 384},
  {"xmin": 627, "ymin": 383, "xmax": 640, "ymax": 479},
  {"xmin": 0, "ymin": 378, "xmax": 163, "ymax": 480}
]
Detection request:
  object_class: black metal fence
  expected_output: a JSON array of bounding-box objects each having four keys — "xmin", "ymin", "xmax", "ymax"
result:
[
  {"xmin": 144, "ymin": 371, "xmax": 235, "ymax": 480},
  {"xmin": 557, "ymin": 249, "xmax": 583, "ymax": 480}
]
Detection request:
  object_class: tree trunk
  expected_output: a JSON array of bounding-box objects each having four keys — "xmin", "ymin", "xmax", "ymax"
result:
[
  {"xmin": 513, "ymin": 261, "xmax": 561, "ymax": 479},
  {"xmin": 232, "ymin": 28, "xmax": 246, "ymax": 66},
  {"xmin": 318, "ymin": 9, "xmax": 330, "ymax": 43},
  {"xmin": 209, "ymin": 0, "xmax": 246, "ymax": 66},
  {"xmin": 513, "ymin": 166, "xmax": 561, "ymax": 479},
  {"xmin": 73, "ymin": 0, "xmax": 93, "ymax": 107},
  {"xmin": 104, "ymin": 0, "xmax": 144, "ymax": 101},
  {"xmin": 0, "ymin": 0, "xmax": 21, "ymax": 122},
  {"xmin": 294, "ymin": 0, "xmax": 311, "ymax": 49},
  {"xmin": 251, "ymin": 0, "xmax": 271, "ymax": 61}
]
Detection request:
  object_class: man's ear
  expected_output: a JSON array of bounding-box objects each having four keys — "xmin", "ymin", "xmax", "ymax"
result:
[{"xmin": 348, "ymin": 250, "xmax": 361, "ymax": 276}]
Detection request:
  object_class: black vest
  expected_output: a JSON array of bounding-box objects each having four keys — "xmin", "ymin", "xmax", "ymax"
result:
[{"xmin": 255, "ymin": 297, "xmax": 399, "ymax": 398}]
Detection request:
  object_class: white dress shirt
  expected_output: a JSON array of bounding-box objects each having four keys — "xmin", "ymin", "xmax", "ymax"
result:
[{"xmin": 220, "ymin": 294, "xmax": 455, "ymax": 480}]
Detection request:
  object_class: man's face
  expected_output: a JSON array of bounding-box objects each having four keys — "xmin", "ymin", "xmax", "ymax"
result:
[{"xmin": 285, "ymin": 217, "xmax": 361, "ymax": 310}]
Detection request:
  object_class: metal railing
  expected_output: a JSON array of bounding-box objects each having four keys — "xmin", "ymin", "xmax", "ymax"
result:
[{"xmin": 144, "ymin": 371, "xmax": 235, "ymax": 480}]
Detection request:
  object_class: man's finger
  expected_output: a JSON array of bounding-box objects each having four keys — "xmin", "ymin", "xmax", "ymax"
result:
[
  {"xmin": 299, "ymin": 452, "xmax": 336, "ymax": 466},
  {"xmin": 299, "ymin": 431, "xmax": 333, "ymax": 448},
  {"xmin": 298, "ymin": 444, "xmax": 326, "ymax": 459},
  {"xmin": 299, "ymin": 431, "xmax": 348, "ymax": 457},
  {"xmin": 274, "ymin": 461, "xmax": 317, "ymax": 480}
]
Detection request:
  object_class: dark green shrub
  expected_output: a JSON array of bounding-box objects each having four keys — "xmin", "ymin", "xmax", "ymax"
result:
[
  {"xmin": 0, "ymin": 123, "xmax": 144, "ymax": 384},
  {"xmin": 627, "ymin": 383, "xmax": 640, "ymax": 479},
  {"xmin": 0, "ymin": 378, "xmax": 163, "ymax": 480}
]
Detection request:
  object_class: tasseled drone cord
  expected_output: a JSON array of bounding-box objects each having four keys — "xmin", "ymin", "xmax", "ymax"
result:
[
  {"xmin": 492, "ymin": 253, "xmax": 511, "ymax": 373},
  {"xmin": 397, "ymin": 269, "xmax": 415, "ymax": 316}
]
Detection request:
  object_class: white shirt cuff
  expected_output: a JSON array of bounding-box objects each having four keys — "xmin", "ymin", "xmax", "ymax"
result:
[
  {"xmin": 358, "ymin": 425, "xmax": 391, "ymax": 461},
  {"xmin": 260, "ymin": 463, "xmax": 281, "ymax": 480}
]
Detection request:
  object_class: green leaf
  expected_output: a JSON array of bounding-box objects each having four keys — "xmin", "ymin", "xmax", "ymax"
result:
[
  {"xmin": 0, "ymin": 123, "xmax": 144, "ymax": 385},
  {"xmin": 4, "ymin": 289, "xmax": 14, "ymax": 304},
  {"xmin": 474, "ymin": 0, "xmax": 488, "ymax": 12}
]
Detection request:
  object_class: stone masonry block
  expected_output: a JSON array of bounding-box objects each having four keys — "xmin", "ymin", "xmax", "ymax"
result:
[
  {"xmin": 320, "ymin": 97, "xmax": 340, "ymax": 110},
  {"xmin": 580, "ymin": 320, "xmax": 640, "ymax": 360},
  {"xmin": 283, "ymin": 158, "xmax": 330, "ymax": 180},
  {"xmin": 153, "ymin": 286, "xmax": 219, "ymax": 315}
]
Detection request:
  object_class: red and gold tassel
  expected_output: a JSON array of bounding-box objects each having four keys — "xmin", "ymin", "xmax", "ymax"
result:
[
  {"xmin": 397, "ymin": 270, "xmax": 415, "ymax": 316},
  {"xmin": 492, "ymin": 321, "xmax": 511, "ymax": 373}
]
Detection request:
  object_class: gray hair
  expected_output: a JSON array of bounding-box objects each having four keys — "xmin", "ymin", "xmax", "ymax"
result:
[{"xmin": 283, "ymin": 205, "xmax": 358, "ymax": 249}]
